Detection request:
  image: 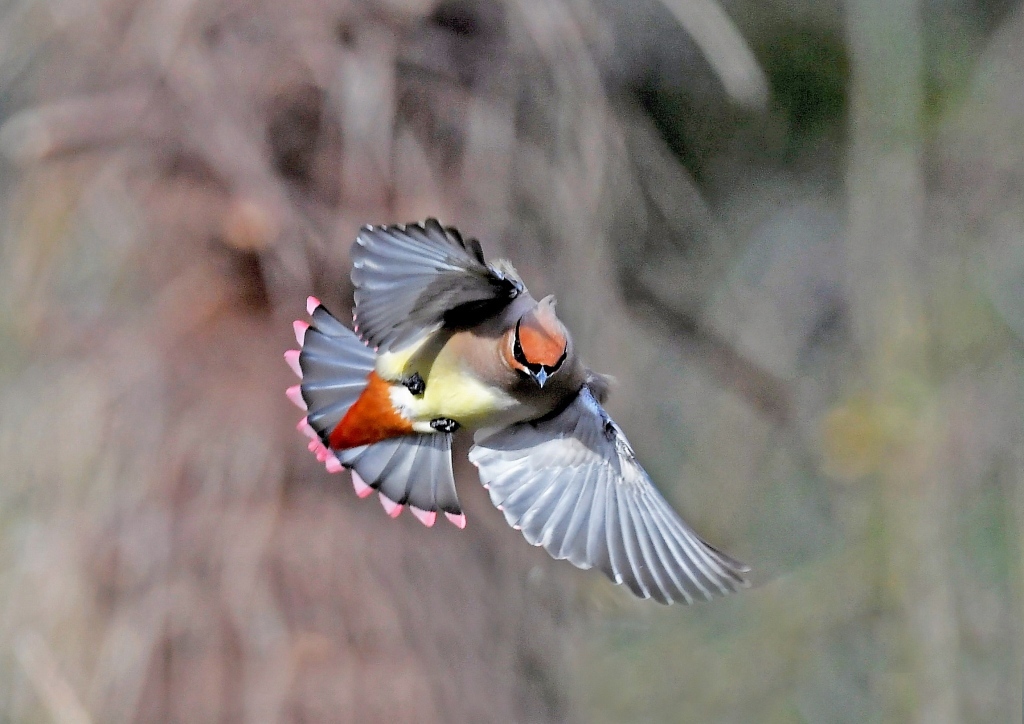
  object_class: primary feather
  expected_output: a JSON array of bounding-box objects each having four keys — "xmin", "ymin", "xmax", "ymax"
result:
[{"xmin": 469, "ymin": 387, "xmax": 750, "ymax": 604}]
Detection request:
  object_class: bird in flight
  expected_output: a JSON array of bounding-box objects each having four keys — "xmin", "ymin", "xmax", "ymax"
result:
[{"xmin": 285, "ymin": 219, "xmax": 749, "ymax": 604}]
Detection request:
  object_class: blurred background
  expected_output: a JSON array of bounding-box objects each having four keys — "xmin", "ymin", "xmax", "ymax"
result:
[{"xmin": 0, "ymin": 0, "xmax": 1021, "ymax": 721}]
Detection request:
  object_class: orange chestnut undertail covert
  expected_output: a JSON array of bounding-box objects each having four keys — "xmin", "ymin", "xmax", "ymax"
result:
[{"xmin": 329, "ymin": 371, "xmax": 414, "ymax": 449}]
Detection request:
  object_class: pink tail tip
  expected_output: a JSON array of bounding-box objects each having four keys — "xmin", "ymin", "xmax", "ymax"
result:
[
  {"xmin": 325, "ymin": 453, "xmax": 343, "ymax": 474},
  {"xmin": 308, "ymin": 439, "xmax": 329, "ymax": 462},
  {"xmin": 379, "ymin": 493, "xmax": 403, "ymax": 518},
  {"xmin": 297, "ymin": 417, "xmax": 318, "ymax": 439},
  {"xmin": 306, "ymin": 296, "xmax": 321, "ymax": 316},
  {"xmin": 293, "ymin": 320, "xmax": 309, "ymax": 346},
  {"xmin": 445, "ymin": 512, "xmax": 467, "ymax": 529},
  {"xmin": 351, "ymin": 471, "xmax": 373, "ymax": 498},
  {"xmin": 284, "ymin": 349, "xmax": 302, "ymax": 378},
  {"xmin": 410, "ymin": 507, "xmax": 437, "ymax": 527},
  {"xmin": 286, "ymin": 385, "xmax": 306, "ymax": 410}
]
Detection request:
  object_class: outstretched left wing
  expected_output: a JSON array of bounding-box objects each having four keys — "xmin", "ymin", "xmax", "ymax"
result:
[
  {"xmin": 351, "ymin": 219, "xmax": 524, "ymax": 352},
  {"xmin": 468, "ymin": 388, "xmax": 750, "ymax": 604}
]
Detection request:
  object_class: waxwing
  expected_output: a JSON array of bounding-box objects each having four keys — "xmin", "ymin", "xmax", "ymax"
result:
[{"xmin": 285, "ymin": 219, "xmax": 749, "ymax": 604}]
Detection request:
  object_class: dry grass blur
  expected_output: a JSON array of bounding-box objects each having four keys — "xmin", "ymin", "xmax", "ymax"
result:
[{"xmin": 0, "ymin": 0, "xmax": 1022, "ymax": 722}]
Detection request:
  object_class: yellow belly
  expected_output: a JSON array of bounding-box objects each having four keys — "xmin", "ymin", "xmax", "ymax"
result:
[
  {"xmin": 416, "ymin": 361, "xmax": 520, "ymax": 427},
  {"xmin": 376, "ymin": 336, "xmax": 524, "ymax": 429}
]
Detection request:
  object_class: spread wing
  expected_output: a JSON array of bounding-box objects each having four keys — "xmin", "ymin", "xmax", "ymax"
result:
[
  {"xmin": 468, "ymin": 387, "xmax": 750, "ymax": 604},
  {"xmin": 351, "ymin": 219, "xmax": 524, "ymax": 351}
]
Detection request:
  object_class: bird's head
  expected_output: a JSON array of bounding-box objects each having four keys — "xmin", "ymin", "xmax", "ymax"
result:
[{"xmin": 503, "ymin": 296, "xmax": 568, "ymax": 388}]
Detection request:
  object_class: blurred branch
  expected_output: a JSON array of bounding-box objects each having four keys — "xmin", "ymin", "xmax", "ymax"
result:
[
  {"xmin": 0, "ymin": 90, "xmax": 161, "ymax": 163},
  {"xmin": 846, "ymin": 0, "xmax": 962, "ymax": 720},
  {"xmin": 623, "ymin": 271, "xmax": 792, "ymax": 425},
  {"xmin": 614, "ymin": 103, "xmax": 791, "ymax": 424},
  {"xmin": 14, "ymin": 630, "xmax": 93, "ymax": 724},
  {"xmin": 618, "ymin": 101, "xmax": 724, "ymax": 312},
  {"xmin": 658, "ymin": 0, "xmax": 769, "ymax": 109}
]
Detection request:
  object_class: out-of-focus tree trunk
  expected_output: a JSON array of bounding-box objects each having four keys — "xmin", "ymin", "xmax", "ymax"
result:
[{"xmin": 845, "ymin": 0, "xmax": 962, "ymax": 720}]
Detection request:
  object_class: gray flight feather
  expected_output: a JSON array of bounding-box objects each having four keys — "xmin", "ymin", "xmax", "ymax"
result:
[
  {"xmin": 300, "ymin": 305, "xmax": 377, "ymax": 435},
  {"xmin": 299, "ymin": 302, "xmax": 461, "ymax": 514},
  {"xmin": 351, "ymin": 219, "xmax": 524, "ymax": 351},
  {"xmin": 468, "ymin": 387, "xmax": 750, "ymax": 604},
  {"xmin": 337, "ymin": 434, "xmax": 460, "ymax": 514}
]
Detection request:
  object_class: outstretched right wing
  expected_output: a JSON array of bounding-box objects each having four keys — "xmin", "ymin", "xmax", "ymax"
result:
[
  {"xmin": 469, "ymin": 387, "xmax": 750, "ymax": 604},
  {"xmin": 351, "ymin": 219, "xmax": 524, "ymax": 351}
]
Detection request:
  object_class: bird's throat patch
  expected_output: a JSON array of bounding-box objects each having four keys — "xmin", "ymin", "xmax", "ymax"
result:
[{"xmin": 329, "ymin": 371, "xmax": 415, "ymax": 449}]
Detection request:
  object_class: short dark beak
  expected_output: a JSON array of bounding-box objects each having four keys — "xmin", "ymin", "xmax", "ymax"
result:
[{"xmin": 533, "ymin": 368, "xmax": 548, "ymax": 388}]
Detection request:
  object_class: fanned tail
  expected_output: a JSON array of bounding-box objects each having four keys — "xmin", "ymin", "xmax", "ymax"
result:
[
  {"xmin": 338, "ymin": 435, "xmax": 465, "ymax": 529},
  {"xmin": 286, "ymin": 297, "xmax": 464, "ymax": 528}
]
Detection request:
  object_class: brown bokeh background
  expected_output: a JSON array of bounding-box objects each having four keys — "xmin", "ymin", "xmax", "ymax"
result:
[{"xmin": 0, "ymin": 0, "xmax": 1021, "ymax": 721}]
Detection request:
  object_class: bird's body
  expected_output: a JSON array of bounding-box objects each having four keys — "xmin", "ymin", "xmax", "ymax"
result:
[
  {"xmin": 371, "ymin": 299, "xmax": 585, "ymax": 433},
  {"xmin": 382, "ymin": 334, "xmax": 541, "ymax": 432},
  {"xmin": 285, "ymin": 219, "xmax": 750, "ymax": 604}
]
